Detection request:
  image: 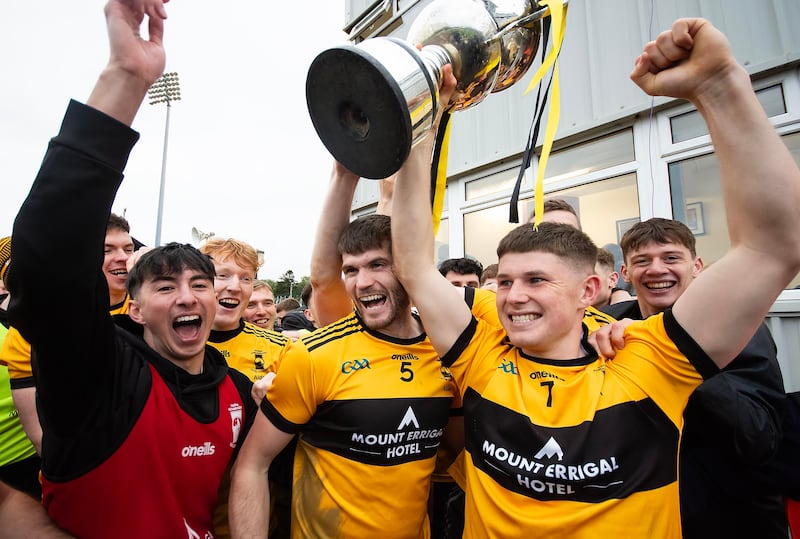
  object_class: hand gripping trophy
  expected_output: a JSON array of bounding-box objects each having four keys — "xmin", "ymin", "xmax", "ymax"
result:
[{"xmin": 306, "ymin": 0, "xmax": 559, "ymax": 179}]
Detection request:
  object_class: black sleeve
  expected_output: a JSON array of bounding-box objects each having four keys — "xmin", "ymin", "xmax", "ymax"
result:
[
  {"xmin": 681, "ymin": 323, "xmax": 786, "ymax": 464},
  {"xmin": 8, "ymin": 100, "xmax": 139, "ymax": 433}
]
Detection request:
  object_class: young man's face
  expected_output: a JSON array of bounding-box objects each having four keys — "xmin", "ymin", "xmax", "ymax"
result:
[
  {"xmin": 244, "ymin": 287, "xmax": 276, "ymax": 330},
  {"xmin": 341, "ymin": 245, "xmax": 410, "ymax": 332},
  {"xmin": 103, "ymin": 228, "xmax": 134, "ymax": 296},
  {"xmin": 444, "ymin": 271, "xmax": 480, "ymax": 288},
  {"xmin": 621, "ymin": 241, "xmax": 703, "ymax": 318},
  {"xmin": 496, "ymin": 251, "xmax": 598, "ymax": 358},
  {"xmin": 211, "ymin": 258, "xmax": 255, "ymax": 331},
  {"xmin": 128, "ymin": 268, "xmax": 217, "ymax": 370}
]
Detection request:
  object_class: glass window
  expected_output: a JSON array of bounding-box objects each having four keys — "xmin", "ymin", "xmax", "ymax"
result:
[
  {"xmin": 466, "ymin": 169, "xmax": 519, "ymax": 200},
  {"xmin": 668, "ymin": 131, "xmax": 800, "ymax": 288},
  {"xmin": 543, "ymin": 129, "xmax": 635, "ymax": 185},
  {"xmin": 670, "ymin": 84, "xmax": 787, "ymax": 143},
  {"xmin": 463, "ymin": 173, "xmax": 640, "ymax": 271},
  {"xmin": 434, "ymin": 217, "xmax": 449, "ymax": 267}
]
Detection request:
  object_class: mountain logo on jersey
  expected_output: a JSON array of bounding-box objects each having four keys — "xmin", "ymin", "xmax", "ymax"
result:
[
  {"xmin": 534, "ymin": 436, "xmax": 564, "ymax": 461},
  {"xmin": 398, "ymin": 406, "xmax": 421, "ymax": 430},
  {"xmin": 229, "ymin": 403, "xmax": 243, "ymax": 447}
]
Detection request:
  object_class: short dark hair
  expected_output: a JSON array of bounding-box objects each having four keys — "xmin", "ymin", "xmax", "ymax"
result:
[
  {"xmin": 276, "ymin": 297, "xmax": 301, "ymax": 313},
  {"xmin": 596, "ymin": 247, "xmax": 615, "ymax": 272},
  {"xmin": 300, "ymin": 282, "xmax": 313, "ymax": 307},
  {"xmin": 438, "ymin": 257, "xmax": 483, "ymax": 278},
  {"xmin": 107, "ymin": 213, "xmax": 131, "ymax": 234},
  {"xmin": 126, "ymin": 243, "xmax": 215, "ymax": 300},
  {"xmin": 620, "ymin": 218, "xmax": 696, "ymax": 263},
  {"xmin": 338, "ymin": 214, "xmax": 391, "ymax": 257},
  {"xmin": 481, "ymin": 263, "xmax": 498, "ymax": 285},
  {"xmin": 497, "ymin": 222, "xmax": 597, "ymax": 275}
]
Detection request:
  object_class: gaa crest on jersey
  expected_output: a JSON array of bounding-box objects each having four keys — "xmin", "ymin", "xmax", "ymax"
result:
[{"xmin": 228, "ymin": 403, "xmax": 243, "ymax": 448}]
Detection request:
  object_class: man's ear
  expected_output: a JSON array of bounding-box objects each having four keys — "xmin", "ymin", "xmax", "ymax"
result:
[
  {"xmin": 609, "ymin": 271, "xmax": 620, "ymax": 288},
  {"xmin": 128, "ymin": 299, "xmax": 145, "ymax": 325},
  {"xmin": 581, "ymin": 274, "xmax": 602, "ymax": 307},
  {"xmin": 692, "ymin": 256, "xmax": 704, "ymax": 277},
  {"xmin": 620, "ymin": 264, "xmax": 631, "ymax": 283}
]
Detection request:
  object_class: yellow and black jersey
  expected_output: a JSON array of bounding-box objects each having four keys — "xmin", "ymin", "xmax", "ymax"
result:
[
  {"xmin": 0, "ymin": 297, "xmax": 130, "ymax": 388},
  {"xmin": 263, "ymin": 312, "xmax": 456, "ymax": 539},
  {"xmin": 208, "ymin": 321, "xmax": 290, "ymax": 382},
  {"xmin": 583, "ymin": 304, "xmax": 615, "ymax": 332},
  {"xmin": 441, "ymin": 309, "xmax": 718, "ymax": 538}
]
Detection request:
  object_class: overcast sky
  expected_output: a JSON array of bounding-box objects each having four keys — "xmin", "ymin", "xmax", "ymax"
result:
[{"xmin": 2, "ymin": 1, "xmax": 349, "ymax": 280}]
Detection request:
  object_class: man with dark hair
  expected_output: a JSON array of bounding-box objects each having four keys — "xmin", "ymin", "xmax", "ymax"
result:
[
  {"xmin": 438, "ymin": 257, "xmax": 484, "ymax": 288},
  {"xmin": 600, "ymin": 217, "xmax": 787, "ymax": 537},
  {"xmin": 7, "ymin": 2, "xmax": 257, "ymax": 536},
  {"xmin": 390, "ymin": 18, "xmax": 800, "ymax": 536}
]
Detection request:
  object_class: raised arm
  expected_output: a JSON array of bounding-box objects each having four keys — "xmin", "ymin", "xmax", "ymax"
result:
[
  {"xmin": 391, "ymin": 66, "xmax": 469, "ymax": 358},
  {"xmin": 87, "ymin": 0, "xmax": 168, "ymax": 124},
  {"xmin": 8, "ymin": 0, "xmax": 168, "ymax": 431},
  {"xmin": 631, "ymin": 19, "xmax": 800, "ymax": 367},
  {"xmin": 308, "ymin": 162, "xmax": 361, "ymax": 326}
]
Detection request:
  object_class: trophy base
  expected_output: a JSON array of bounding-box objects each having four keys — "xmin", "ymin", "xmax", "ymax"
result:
[{"xmin": 306, "ymin": 46, "xmax": 414, "ymax": 180}]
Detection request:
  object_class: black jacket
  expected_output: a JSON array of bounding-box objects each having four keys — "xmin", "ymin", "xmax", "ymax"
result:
[{"xmin": 602, "ymin": 300, "xmax": 787, "ymax": 538}]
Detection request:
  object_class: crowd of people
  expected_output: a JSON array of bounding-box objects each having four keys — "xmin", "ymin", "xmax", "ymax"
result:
[{"xmin": 1, "ymin": 1, "xmax": 799, "ymax": 538}]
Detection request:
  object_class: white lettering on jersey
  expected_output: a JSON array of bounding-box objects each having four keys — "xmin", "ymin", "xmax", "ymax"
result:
[{"xmin": 181, "ymin": 442, "xmax": 217, "ymax": 457}]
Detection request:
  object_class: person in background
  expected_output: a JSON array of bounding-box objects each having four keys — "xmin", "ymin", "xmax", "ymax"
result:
[
  {"xmin": 199, "ymin": 237, "xmax": 292, "ymax": 539},
  {"xmin": 599, "ymin": 218, "xmax": 788, "ymax": 537},
  {"xmin": 480, "ymin": 263, "xmax": 499, "ymax": 292},
  {"xmin": 438, "ymin": 257, "xmax": 483, "ymax": 288},
  {"xmin": 244, "ymin": 280, "xmax": 277, "ymax": 331},
  {"xmin": 7, "ymin": 1, "xmax": 258, "ymax": 536},
  {"xmin": 527, "ymin": 198, "xmax": 581, "ymax": 229},
  {"xmin": 1, "ymin": 213, "xmax": 136, "ymax": 454},
  {"xmin": 593, "ymin": 247, "xmax": 632, "ymax": 308},
  {"xmin": 0, "ymin": 238, "xmax": 40, "ymax": 500},
  {"xmin": 274, "ymin": 297, "xmax": 300, "ymax": 331}
]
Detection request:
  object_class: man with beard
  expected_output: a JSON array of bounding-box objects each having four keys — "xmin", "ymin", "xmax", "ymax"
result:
[{"xmin": 229, "ymin": 69, "xmax": 462, "ymax": 537}]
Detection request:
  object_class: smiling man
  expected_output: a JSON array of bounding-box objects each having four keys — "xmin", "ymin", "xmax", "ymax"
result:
[
  {"xmin": 601, "ymin": 218, "xmax": 787, "ymax": 537},
  {"xmin": 389, "ymin": 18, "xmax": 800, "ymax": 537},
  {"xmin": 6, "ymin": 1, "xmax": 258, "ymax": 537}
]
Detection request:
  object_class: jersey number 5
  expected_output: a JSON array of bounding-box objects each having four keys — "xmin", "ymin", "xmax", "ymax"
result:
[{"xmin": 400, "ymin": 361, "xmax": 414, "ymax": 382}]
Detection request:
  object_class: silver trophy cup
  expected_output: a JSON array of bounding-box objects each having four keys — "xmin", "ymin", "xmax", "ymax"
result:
[{"xmin": 306, "ymin": 0, "xmax": 547, "ymax": 179}]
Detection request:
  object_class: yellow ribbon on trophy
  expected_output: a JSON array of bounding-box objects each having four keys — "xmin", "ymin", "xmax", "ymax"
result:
[{"xmin": 526, "ymin": 0, "xmax": 567, "ymax": 228}]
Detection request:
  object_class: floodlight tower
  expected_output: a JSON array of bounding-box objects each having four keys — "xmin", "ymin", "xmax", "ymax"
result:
[{"xmin": 148, "ymin": 71, "xmax": 181, "ymax": 246}]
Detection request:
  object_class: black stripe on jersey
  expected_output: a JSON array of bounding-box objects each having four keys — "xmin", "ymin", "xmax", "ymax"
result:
[
  {"xmin": 9, "ymin": 375, "xmax": 34, "ymax": 389},
  {"xmin": 663, "ymin": 309, "xmax": 718, "ymax": 380},
  {"xmin": 463, "ymin": 387, "xmax": 679, "ymax": 502},
  {"xmin": 441, "ymin": 317, "xmax": 479, "ymax": 368},
  {"xmin": 302, "ymin": 397, "xmax": 453, "ymax": 466},
  {"xmin": 303, "ymin": 315, "xmax": 364, "ymax": 353},
  {"xmin": 241, "ymin": 323, "xmax": 290, "ymax": 346},
  {"xmin": 584, "ymin": 308, "xmax": 615, "ymax": 326}
]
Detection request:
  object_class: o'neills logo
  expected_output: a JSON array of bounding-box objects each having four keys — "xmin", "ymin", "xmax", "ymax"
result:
[{"xmin": 181, "ymin": 442, "xmax": 216, "ymax": 457}]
